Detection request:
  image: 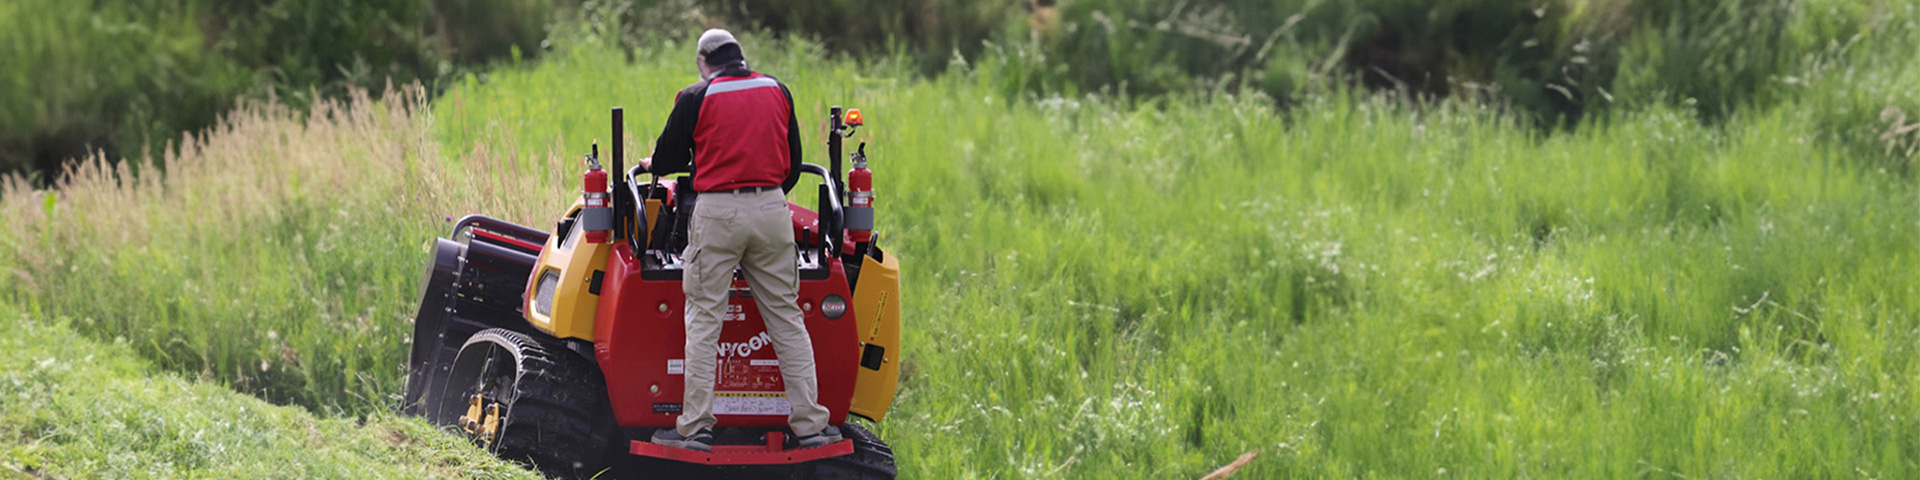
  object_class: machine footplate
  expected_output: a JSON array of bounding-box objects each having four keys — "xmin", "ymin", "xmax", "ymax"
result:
[{"xmin": 629, "ymin": 431, "xmax": 853, "ymax": 465}]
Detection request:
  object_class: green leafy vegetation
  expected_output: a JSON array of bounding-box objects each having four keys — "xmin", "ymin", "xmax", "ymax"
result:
[
  {"xmin": 1, "ymin": 2, "xmax": 1917, "ymax": 478},
  {"xmin": 698, "ymin": 0, "xmax": 1909, "ymax": 126},
  {"xmin": 0, "ymin": 0, "xmax": 250, "ymax": 182},
  {"xmin": 0, "ymin": 0, "xmax": 553, "ymax": 181},
  {"xmin": 13, "ymin": 0, "xmax": 1906, "ymax": 180}
]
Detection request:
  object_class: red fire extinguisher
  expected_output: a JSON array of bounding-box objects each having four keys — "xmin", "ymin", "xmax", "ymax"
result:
[
  {"xmin": 582, "ymin": 144, "xmax": 612, "ymax": 244},
  {"xmin": 846, "ymin": 142, "xmax": 874, "ymax": 245}
]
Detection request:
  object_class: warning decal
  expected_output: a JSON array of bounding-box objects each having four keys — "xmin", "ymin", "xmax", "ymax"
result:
[{"xmin": 714, "ymin": 392, "xmax": 790, "ymax": 416}]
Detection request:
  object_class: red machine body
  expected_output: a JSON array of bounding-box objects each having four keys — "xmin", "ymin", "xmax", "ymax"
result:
[
  {"xmin": 404, "ymin": 106, "xmax": 897, "ymax": 477},
  {"xmin": 593, "ymin": 181, "xmax": 860, "ymax": 429}
]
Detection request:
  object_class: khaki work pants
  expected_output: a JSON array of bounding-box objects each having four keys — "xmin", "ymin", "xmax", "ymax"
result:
[{"xmin": 677, "ymin": 188, "xmax": 830, "ymax": 436}]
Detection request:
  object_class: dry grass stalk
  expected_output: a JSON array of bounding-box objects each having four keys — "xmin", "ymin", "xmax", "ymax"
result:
[{"xmin": 0, "ymin": 80, "xmax": 585, "ymax": 276}]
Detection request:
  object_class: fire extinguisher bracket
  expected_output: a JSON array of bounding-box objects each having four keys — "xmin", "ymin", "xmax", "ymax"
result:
[
  {"xmin": 843, "ymin": 206, "xmax": 873, "ymax": 231},
  {"xmin": 580, "ymin": 206, "xmax": 614, "ymax": 232}
]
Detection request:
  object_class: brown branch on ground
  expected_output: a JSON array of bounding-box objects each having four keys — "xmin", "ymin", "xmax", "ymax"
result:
[{"xmin": 1199, "ymin": 450, "xmax": 1259, "ymax": 480}]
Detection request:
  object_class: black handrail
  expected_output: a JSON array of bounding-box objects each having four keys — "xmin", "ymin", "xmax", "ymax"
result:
[
  {"xmin": 625, "ymin": 165, "xmax": 651, "ymax": 252},
  {"xmin": 799, "ymin": 162, "xmax": 844, "ymax": 247},
  {"xmin": 450, "ymin": 214, "xmax": 550, "ymax": 244},
  {"xmin": 613, "ymin": 162, "xmax": 841, "ymax": 252}
]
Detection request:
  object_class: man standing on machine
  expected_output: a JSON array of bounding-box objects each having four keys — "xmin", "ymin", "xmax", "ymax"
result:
[{"xmin": 642, "ymin": 29, "xmax": 841, "ymax": 452}]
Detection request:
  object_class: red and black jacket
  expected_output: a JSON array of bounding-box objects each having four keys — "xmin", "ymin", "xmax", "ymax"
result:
[{"xmin": 648, "ymin": 65, "xmax": 803, "ymax": 193}]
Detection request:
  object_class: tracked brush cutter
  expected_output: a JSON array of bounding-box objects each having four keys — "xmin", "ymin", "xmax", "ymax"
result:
[{"xmin": 403, "ymin": 107, "xmax": 899, "ymax": 478}]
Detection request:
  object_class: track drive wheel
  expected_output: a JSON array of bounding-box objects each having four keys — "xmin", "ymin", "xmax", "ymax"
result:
[
  {"xmin": 431, "ymin": 328, "xmax": 617, "ymax": 478},
  {"xmin": 799, "ymin": 422, "xmax": 897, "ymax": 479}
]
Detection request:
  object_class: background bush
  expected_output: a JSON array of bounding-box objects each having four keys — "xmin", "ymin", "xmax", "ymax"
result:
[
  {"xmin": 677, "ymin": 0, "xmax": 1891, "ymax": 129},
  {"xmin": 705, "ymin": 0, "xmax": 1022, "ymax": 71},
  {"xmin": 0, "ymin": 0, "xmax": 555, "ymax": 183},
  {"xmin": 1033, "ymin": 0, "xmax": 1847, "ymax": 123},
  {"xmin": 0, "ymin": 0, "xmax": 252, "ymax": 182},
  {"xmin": 11, "ymin": 0, "xmax": 1904, "ymax": 182}
]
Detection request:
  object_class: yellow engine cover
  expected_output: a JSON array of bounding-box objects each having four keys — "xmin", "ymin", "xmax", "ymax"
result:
[
  {"xmin": 849, "ymin": 251, "xmax": 902, "ymax": 421},
  {"xmin": 524, "ymin": 202, "xmax": 609, "ymax": 341}
]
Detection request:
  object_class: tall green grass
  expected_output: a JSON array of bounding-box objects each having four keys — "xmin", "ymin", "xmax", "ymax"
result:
[
  {"xmin": 4, "ymin": 19, "xmax": 1918, "ymax": 480},
  {"xmin": 0, "ymin": 87, "xmax": 572, "ymax": 416},
  {"xmin": 439, "ymin": 32, "xmax": 1919, "ymax": 477}
]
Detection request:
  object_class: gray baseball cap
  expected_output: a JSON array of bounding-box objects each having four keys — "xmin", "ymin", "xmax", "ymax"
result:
[{"xmin": 697, "ymin": 29, "xmax": 741, "ymax": 58}]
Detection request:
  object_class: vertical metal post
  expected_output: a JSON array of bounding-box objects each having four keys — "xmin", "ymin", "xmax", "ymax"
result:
[
  {"xmin": 611, "ymin": 107, "xmax": 626, "ymax": 239},
  {"xmin": 829, "ymin": 106, "xmax": 844, "ymax": 202},
  {"xmin": 612, "ymin": 107, "xmax": 625, "ymax": 180}
]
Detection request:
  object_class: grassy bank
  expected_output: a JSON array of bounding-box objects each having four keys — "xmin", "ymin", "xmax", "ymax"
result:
[
  {"xmin": 0, "ymin": 85, "xmax": 559, "ymax": 416},
  {"xmin": 2, "ymin": 19, "xmax": 1918, "ymax": 480},
  {"xmin": 0, "ymin": 303, "xmax": 537, "ymax": 478}
]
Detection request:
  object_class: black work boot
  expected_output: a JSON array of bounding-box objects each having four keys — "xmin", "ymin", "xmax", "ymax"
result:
[
  {"xmin": 651, "ymin": 428, "xmax": 713, "ymax": 452},
  {"xmin": 795, "ymin": 425, "xmax": 843, "ymax": 449}
]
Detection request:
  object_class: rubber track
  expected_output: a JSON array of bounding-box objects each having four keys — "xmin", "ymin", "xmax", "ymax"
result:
[
  {"xmin": 800, "ymin": 422, "xmax": 897, "ymax": 479},
  {"xmin": 467, "ymin": 329, "xmax": 617, "ymax": 478}
]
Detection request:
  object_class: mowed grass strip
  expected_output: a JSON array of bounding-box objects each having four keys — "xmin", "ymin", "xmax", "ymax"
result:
[{"xmin": 0, "ymin": 303, "xmax": 539, "ymax": 479}]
